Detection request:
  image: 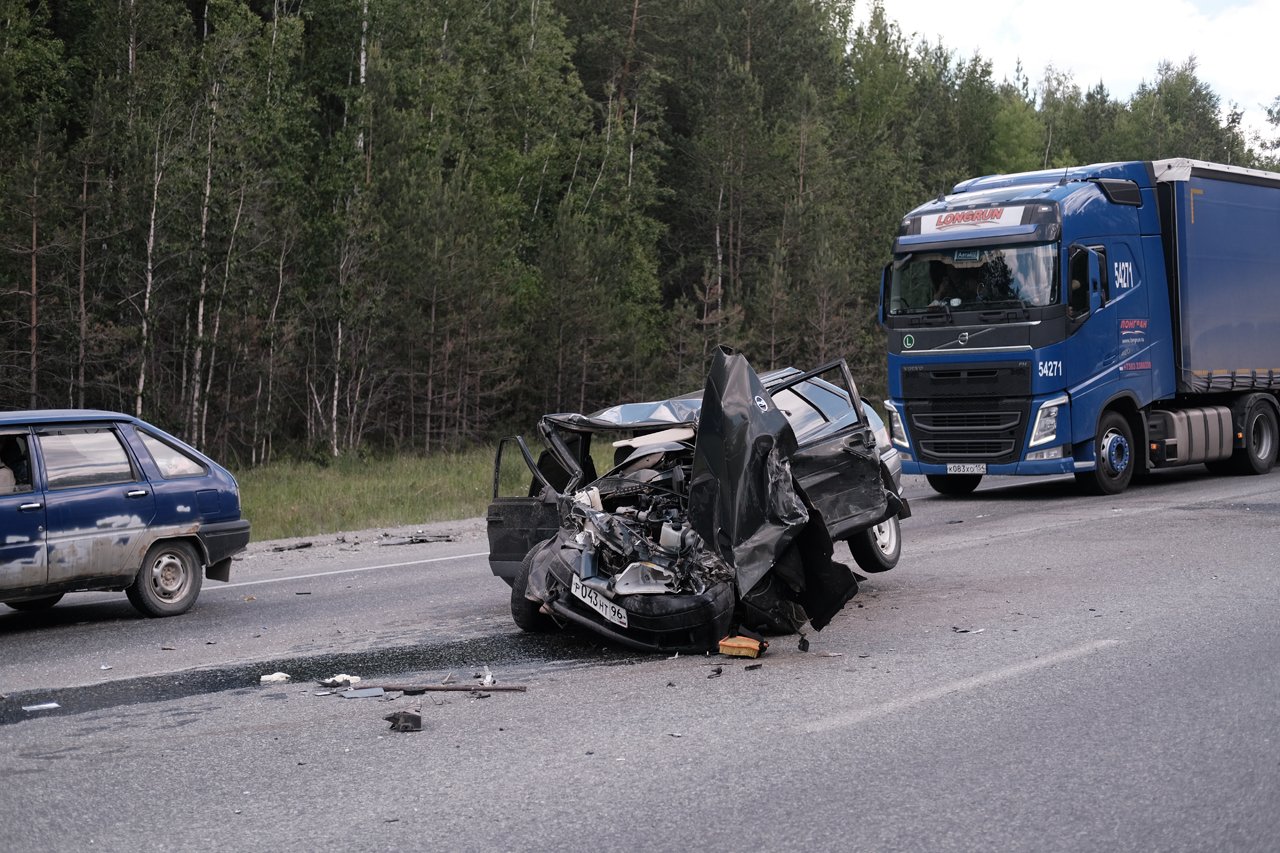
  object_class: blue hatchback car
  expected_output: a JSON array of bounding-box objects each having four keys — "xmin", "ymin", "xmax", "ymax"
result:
[{"xmin": 0, "ymin": 410, "xmax": 250, "ymax": 617}]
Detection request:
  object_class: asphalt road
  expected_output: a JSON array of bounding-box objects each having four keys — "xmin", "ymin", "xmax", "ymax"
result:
[{"xmin": 2, "ymin": 469, "xmax": 1279, "ymax": 852}]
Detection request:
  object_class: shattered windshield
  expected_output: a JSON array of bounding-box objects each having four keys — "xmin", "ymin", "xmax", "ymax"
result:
[{"xmin": 888, "ymin": 243, "xmax": 1059, "ymax": 314}]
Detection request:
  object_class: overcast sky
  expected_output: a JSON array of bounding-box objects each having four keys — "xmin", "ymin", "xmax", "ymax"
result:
[{"xmin": 864, "ymin": 0, "xmax": 1279, "ymax": 144}]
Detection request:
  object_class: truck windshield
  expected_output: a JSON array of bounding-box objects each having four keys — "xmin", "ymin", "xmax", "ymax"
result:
[{"xmin": 888, "ymin": 243, "xmax": 1059, "ymax": 315}]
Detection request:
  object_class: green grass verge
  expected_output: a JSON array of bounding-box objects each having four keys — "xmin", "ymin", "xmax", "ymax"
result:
[{"xmin": 236, "ymin": 449, "xmax": 503, "ymax": 541}]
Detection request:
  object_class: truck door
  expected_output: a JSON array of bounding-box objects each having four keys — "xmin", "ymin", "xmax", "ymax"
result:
[
  {"xmin": 1065, "ymin": 244, "xmax": 1120, "ymax": 389},
  {"xmin": 0, "ymin": 429, "xmax": 47, "ymax": 594}
]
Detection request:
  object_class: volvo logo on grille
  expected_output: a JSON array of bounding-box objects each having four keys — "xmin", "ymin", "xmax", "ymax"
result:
[{"xmin": 957, "ymin": 332, "xmax": 970, "ymax": 345}]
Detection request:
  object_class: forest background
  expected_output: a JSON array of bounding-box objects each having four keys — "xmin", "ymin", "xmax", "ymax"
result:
[{"xmin": 4, "ymin": 0, "xmax": 1279, "ymax": 470}]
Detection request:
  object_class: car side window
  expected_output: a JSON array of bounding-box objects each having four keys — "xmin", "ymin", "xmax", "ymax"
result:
[
  {"xmin": 138, "ymin": 431, "xmax": 207, "ymax": 478},
  {"xmin": 38, "ymin": 428, "xmax": 137, "ymax": 490},
  {"xmin": 0, "ymin": 432, "xmax": 34, "ymax": 494}
]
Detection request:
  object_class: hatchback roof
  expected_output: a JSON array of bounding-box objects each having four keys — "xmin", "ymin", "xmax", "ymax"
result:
[{"xmin": 0, "ymin": 409, "xmax": 136, "ymax": 427}]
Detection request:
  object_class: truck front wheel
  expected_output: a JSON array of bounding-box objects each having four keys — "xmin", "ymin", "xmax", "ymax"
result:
[
  {"xmin": 925, "ymin": 474, "xmax": 982, "ymax": 496},
  {"xmin": 1076, "ymin": 411, "xmax": 1134, "ymax": 495},
  {"xmin": 1231, "ymin": 400, "xmax": 1279, "ymax": 475}
]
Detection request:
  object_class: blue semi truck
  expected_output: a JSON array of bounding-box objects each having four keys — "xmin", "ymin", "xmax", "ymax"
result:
[{"xmin": 879, "ymin": 158, "xmax": 1280, "ymax": 495}]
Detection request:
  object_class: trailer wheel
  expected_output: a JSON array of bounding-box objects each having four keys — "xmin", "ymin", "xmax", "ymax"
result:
[
  {"xmin": 925, "ymin": 474, "xmax": 982, "ymax": 496},
  {"xmin": 1076, "ymin": 411, "xmax": 1134, "ymax": 495},
  {"xmin": 1231, "ymin": 400, "xmax": 1279, "ymax": 475}
]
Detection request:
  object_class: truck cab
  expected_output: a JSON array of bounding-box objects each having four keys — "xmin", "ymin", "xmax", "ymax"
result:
[{"xmin": 880, "ymin": 163, "xmax": 1176, "ymax": 495}]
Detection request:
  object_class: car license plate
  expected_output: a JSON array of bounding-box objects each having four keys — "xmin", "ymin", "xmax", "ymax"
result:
[
  {"xmin": 572, "ymin": 575, "xmax": 628, "ymax": 628},
  {"xmin": 946, "ymin": 463, "xmax": 986, "ymax": 474}
]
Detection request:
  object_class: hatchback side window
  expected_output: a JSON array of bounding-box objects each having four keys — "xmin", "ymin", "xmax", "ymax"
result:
[
  {"xmin": 138, "ymin": 431, "xmax": 207, "ymax": 478},
  {"xmin": 0, "ymin": 432, "xmax": 34, "ymax": 493},
  {"xmin": 39, "ymin": 429, "xmax": 137, "ymax": 490}
]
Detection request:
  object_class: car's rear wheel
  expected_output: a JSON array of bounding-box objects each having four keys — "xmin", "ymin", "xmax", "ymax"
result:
[
  {"xmin": 848, "ymin": 516, "xmax": 901, "ymax": 573},
  {"xmin": 4, "ymin": 594, "xmax": 64, "ymax": 612},
  {"xmin": 126, "ymin": 541, "xmax": 203, "ymax": 617},
  {"xmin": 511, "ymin": 540, "xmax": 556, "ymax": 632}
]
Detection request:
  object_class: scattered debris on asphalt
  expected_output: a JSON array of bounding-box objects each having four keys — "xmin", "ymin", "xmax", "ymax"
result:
[
  {"xmin": 22, "ymin": 702, "xmax": 60, "ymax": 712},
  {"xmin": 318, "ymin": 674, "xmax": 361, "ymax": 688},
  {"xmin": 379, "ymin": 533, "xmax": 454, "ymax": 546},
  {"xmin": 271, "ymin": 541, "xmax": 313, "ymax": 552},
  {"xmin": 951, "ymin": 627, "xmax": 985, "ymax": 634},
  {"xmin": 384, "ymin": 711, "xmax": 422, "ymax": 732},
  {"xmin": 99, "ymin": 664, "xmax": 112, "ymax": 671},
  {"xmin": 707, "ymin": 666, "xmax": 723, "ymax": 679},
  {"xmin": 259, "ymin": 672, "xmax": 291, "ymax": 684},
  {"xmin": 744, "ymin": 663, "xmax": 763, "ymax": 671},
  {"xmin": 160, "ymin": 645, "xmax": 176, "ymax": 651},
  {"xmin": 476, "ymin": 665, "xmax": 496, "ymax": 687}
]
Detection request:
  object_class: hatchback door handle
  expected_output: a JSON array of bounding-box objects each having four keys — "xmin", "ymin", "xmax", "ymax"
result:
[
  {"xmin": 126, "ymin": 489, "xmax": 149, "ymax": 499},
  {"xmin": 19, "ymin": 502, "xmax": 42, "ymax": 512}
]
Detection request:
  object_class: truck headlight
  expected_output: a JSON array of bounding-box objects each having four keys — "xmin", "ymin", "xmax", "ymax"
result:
[
  {"xmin": 1029, "ymin": 396, "xmax": 1068, "ymax": 447},
  {"xmin": 884, "ymin": 401, "xmax": 908, "ymax": 449}
]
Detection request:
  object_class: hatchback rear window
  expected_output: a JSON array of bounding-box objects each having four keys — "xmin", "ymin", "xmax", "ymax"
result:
[
  {"xmin": 138, "ymin": 431, "xmax": 207, "ymax": 478},
  {"xmin": 39, "ymin": 428, "xmax": 136, "ymax": 489}
]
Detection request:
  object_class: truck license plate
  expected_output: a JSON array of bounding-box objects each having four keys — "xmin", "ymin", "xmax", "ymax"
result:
[
  {"xmin": 946, "ymin": 463, "xmax": 986, "ymax": 474},
  {"xmin": 572, "ymin": 575, "xmax": 628, "ymax": 628}
]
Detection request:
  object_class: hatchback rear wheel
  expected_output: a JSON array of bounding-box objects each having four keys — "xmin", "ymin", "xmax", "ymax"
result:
[{"xmin": 126, "ymin": 541, "xmax": 203, "ymax": 617}]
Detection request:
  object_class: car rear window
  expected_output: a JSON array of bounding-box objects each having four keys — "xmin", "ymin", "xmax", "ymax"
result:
[
  {"xmin": 39, "ymin": 428, "xmax": 137, "ymax": 489},
  {"xmin": 138, "ymin": 430, "xmax": 207, "ymax": 478}
]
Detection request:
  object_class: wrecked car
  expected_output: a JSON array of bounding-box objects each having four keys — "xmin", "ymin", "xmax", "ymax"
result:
[
  {"xmin": 486, "ymin": 348, "xmax": 910, "ymax": 653},
  {"xmin": 0, "ymin": 410, "xmax": 250, "ymax": 617}
]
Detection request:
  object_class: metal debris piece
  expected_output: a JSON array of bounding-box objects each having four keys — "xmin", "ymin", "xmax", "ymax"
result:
[
  {"xmin": 22, "ymin": 702, "xmax": 60, "ymax": 712},
  {"xmin": 951, "ymin": 627, "xmax": 985, "ymax": 634},
  {"xmin": 318, "ymin": 674, "xmax": 361, "ymax": 688},
  {"xmin": 99, "ymin": 664, "xmax": 112, "ymax": 671},
  {"xmin": 160, "ymin": 645, "xmax": 176, "ymax": 651},
  {"xmin": 440, "ymin": 672, "xmax": 455, "ymax": 685},
  {"xmin": 816, "ymin": 652, "xmax": 844, "ymax": 658},
  {"xmin": 368, "ymin": 683, "xmax": 527, "ymax": 694},
  {"xmin": 340, "ymin": 687, "xmax": 386, "ymax": 699},
  {"xmin": 259, "ymin": 672, "xmax": 291, "ymax": 684},
  {"xmin": 472, "ymin": 692, "xmax": 492, "ymax": 699},
  {"xmin": 295, "ymin": 591, "xmax": 312, "ymax": 595},
  {"xmin": 384, "ymin": 711, "xmax": 422, "ymax": 732},
  {"xmin": 479, "ymin": 665, "xmax": 496, "ymax": 687},
  {"xmin": 271, "ymin": 541, "xmax": 313, "ymax": 552},
  {"xmin": 707, "ymin": 666, "xmax": 723, "ymax": 679},
  {"xmin": 744, "ymin": 663, "xmax": 762, "ymax": 671}
]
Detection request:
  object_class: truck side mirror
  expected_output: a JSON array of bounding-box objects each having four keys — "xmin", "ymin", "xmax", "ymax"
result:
[
  {"xmin": 1087, "ymin": 250, "xmax": 1103, "ymax": 312},
  {"xmin": 879, "ymin": 263, "xmax": 891, "ymax": 325}
]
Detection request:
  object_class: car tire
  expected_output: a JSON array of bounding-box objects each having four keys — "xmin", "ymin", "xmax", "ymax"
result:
[
  {"xmin": 848, "ymin": 516, "xmax": 901, "ymax": 573},
  {"xmin": 511, "ymin": 540, "xmax": 556, "ymax": 632},
  {"xmin": 126, "ymin": 541, "xmax": 203, "ymax": 617},
  {"xmin": 4, "ymin": 594, "xmax": 64, "ymax": 612},
  {"xmin": 926, "ymin": 474, "xmax": 982, "ymax": 496}
]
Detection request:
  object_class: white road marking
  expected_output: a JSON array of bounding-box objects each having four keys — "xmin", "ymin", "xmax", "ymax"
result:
[
  {"xmin": 803, "ymin": 638, "xmax": 1120, "ymax": 734},
  {"xmin": 209, "ymin": 551, "xmax": 489, "ymax": 590}
]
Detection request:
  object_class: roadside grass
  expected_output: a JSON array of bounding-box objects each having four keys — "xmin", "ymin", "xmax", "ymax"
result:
[{"xmin": 236, "ymin": 449, "xmax": 508, "ymax": 541}]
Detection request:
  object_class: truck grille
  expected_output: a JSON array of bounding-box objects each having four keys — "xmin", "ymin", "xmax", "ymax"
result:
[{"xmin": 906, "ymin": 398, "xmax": 1030, "ymax": 464}]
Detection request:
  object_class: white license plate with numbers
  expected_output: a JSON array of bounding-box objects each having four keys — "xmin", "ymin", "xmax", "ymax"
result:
[
  {"xmin": 946, "ymin": 463, "xmax": 986, "ymax": 474},
  {"xmin": 572, "ymin": 575, "xmax": 629, "ymax": 628}
]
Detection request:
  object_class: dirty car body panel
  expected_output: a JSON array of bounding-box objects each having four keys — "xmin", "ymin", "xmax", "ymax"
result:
[
  {"xmin": 0, "ymin": 410, "xmax": 250, "ymax": 616},
  {"xmin": 487, "ymin": 349, "xmax": 910, "ymax": 652}
]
